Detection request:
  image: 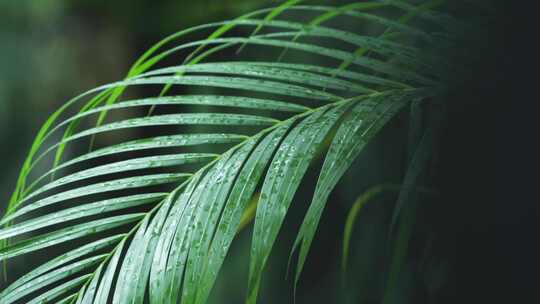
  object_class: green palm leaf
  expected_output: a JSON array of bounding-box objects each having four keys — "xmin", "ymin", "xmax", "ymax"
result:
[{"xmin": 1, "ymin": 1, "xmax": 455, "ymax": 303}]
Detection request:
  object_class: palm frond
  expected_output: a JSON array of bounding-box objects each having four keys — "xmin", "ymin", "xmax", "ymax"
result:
[{"xmin": 0, "ymin": 1, "xmax": 455, "ymax": 303}]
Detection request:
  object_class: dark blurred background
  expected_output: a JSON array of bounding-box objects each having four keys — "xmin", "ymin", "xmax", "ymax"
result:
[
  {"xmin": 0, "ymin": 0, "xmax": 266, "ymax": 198},
  {"xmin": 0, "ymin": 0, "xmax": 536, "ymax": 303}
]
